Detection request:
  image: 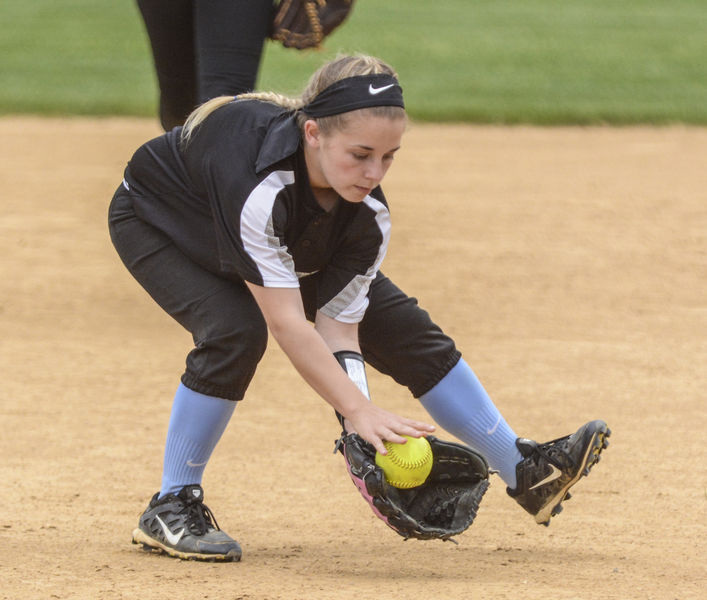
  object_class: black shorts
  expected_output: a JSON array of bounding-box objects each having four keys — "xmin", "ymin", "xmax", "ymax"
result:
[{"xmin": 109, "ymin": 184, "xmax": 460, "ymax": 400}]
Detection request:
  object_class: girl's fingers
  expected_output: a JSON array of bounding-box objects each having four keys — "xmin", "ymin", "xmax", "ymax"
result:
[
  {"xmin": 371, "ymin": 428, "xmax": 407, "ymax": 453},
  {"xmin": 352, "ymin": 407, "xmax": 435, "ymax": 452},
  {"xmin": 406, "ymin": 419, "xmax": 435, "ymax": 432},
  {"xmin": 394, "ymin": 420, "xmax": 435, "ymax": 438},
  {"xmin": 382, "ymin": 431, "xmax": 408, "ymax": 446},
  {"xmin": 371, "ymin": 435, "xmax": 389, "ymax": 455}
]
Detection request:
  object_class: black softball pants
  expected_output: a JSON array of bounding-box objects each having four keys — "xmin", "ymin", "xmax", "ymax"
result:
[
  {"xmin": 108, "ymin": 185, "xmax": 460, "ymax": 401},
  {"xmin": 136, "ymin": 0, "xmax": 274, "ymax": 131}
]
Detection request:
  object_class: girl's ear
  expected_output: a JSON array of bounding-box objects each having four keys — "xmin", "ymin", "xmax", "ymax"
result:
[{"xmin": 303, "ymin": 119, "xmax": 321, "ymax": 148}]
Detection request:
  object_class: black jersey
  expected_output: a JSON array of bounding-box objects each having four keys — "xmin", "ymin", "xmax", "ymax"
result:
[{"xmin": 122, "ymin": 99, "xmax": 391, "ymax": 323}]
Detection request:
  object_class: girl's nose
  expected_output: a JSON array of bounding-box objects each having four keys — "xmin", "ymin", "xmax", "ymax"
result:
[{"xmin": 365, "ymin": 161, "xmax": 384, "ymax": 182}]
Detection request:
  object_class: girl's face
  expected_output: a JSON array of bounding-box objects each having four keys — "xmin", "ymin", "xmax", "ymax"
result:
[{"xmin": 304, "ymin": 113, "xmax": 406, "ymax": 205}]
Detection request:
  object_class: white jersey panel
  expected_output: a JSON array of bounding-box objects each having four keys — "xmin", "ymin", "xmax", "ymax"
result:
[{"xmin": 240, "ymin": 170, "xmax": 299, "ymax": 287}]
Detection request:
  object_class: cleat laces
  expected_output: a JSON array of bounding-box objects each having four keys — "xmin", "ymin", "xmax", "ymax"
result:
[
  {"xmin": 530, "ymin": 435, "xmax": 575, "ymax": 472},
  {"xmin": 181, "ymin": 496, "xmax": 221, "ymax": 536}
]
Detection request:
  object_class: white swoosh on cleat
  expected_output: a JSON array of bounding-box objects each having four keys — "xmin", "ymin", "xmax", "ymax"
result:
[
  {"xmin": 155, "ymin": 516, "xmax": 185, "ymax": 545},
  {"xmin": 529, "ymin": 464, "xmax": 562, "ymax": 490}
]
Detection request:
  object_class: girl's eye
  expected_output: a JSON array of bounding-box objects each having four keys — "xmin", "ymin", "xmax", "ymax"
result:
[{"xmin": 352, "ymin": 153, "xmax": 368, "ymax": 161}]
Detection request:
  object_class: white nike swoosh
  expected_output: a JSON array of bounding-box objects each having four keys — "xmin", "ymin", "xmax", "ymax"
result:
[
  {"xmin": 369, "ymin": 83, "xmax": 395, "ymax": 95},
  {"xmin": 486, "ymin": 416, "xmax": 501, "ymax": 435},
  {"xmin": 155, "ymin": 515, "xmax": 185, "ymax": 545},
  {"xmin": 529, "ymin": 464, "xmax": 562, "ymax": 490},
  {"xmin": 186, "ymin": 459, "xmax": 208, "ymax": 467}
]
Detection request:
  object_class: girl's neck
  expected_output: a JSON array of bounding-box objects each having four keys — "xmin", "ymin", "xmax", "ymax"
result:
[
  {"xmin": 303, "ymin": 141, "xmax": 337, "ymax": 212},
  {"xmin": 311, "ymin": 187, "xmax": 339, "ymax": 212}
]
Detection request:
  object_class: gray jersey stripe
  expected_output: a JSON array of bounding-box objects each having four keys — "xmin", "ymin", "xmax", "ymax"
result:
[{"xmin": 265, "ymin": 210, "xmax": 297, "ymax": 278}]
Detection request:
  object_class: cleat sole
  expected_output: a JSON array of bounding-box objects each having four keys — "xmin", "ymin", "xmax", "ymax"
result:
[{"xmin": 131, "ymin": 528, "xmax": 241, "ymax": 563}]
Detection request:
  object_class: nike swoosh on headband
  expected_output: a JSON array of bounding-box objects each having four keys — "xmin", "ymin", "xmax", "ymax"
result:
[{"xmin": 368, "ymin": 83, "xmax": 395, "ymax": 95}]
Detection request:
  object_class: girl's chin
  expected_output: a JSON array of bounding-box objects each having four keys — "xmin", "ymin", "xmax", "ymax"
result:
[{"xmin": 348, "ymin": 186, "xmax": 371, "ymax": 200}]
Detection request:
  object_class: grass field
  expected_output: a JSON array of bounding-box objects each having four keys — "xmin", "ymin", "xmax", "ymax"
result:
[{"xmin": 1, "ymin": 0, "xmax": 706, "ymax": 123}]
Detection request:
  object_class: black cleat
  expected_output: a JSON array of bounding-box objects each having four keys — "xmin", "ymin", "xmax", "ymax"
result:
[
  {"xmin": 132, "ymin": 484, "xmax": 241, "ymax": 561},
  {"xmin": 507, "ymin": 420, "xmax": 610, "ymax": 526}
]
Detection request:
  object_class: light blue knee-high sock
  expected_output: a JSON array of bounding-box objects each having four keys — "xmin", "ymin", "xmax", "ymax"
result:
[
  {"xmin": 159, "ymin": 383, "xmax": 236, "ymax": 498},
  {"xmin": 419, "ymin": 359, "xmax": 522, "ymax": 488}
]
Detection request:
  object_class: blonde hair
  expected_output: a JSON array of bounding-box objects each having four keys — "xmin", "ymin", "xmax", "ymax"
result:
[{"xmin": 180, "ymin": 53, "xmax": 406, "ymax": 145}]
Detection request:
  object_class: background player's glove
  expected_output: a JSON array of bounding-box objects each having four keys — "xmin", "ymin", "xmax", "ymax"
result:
[
  {"xmin": 270, "ymin": 0, "xmax": 356, "ymax": 49},
  {"xmin": 337, "ymin": 433, "xmax": 490, "ymax": 541}
]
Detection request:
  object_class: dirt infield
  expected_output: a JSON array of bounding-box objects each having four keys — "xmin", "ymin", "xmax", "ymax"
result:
[{"xmin": 1, "ymin": 117, "xmax": 705, "ymax": 600}]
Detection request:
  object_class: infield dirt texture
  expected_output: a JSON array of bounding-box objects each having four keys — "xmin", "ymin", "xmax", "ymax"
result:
[{"xmin": 1, "ymin": 117, "xmax": 705, "ymax": 599}]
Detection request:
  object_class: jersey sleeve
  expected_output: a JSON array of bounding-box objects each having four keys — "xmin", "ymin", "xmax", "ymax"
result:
[
  {"xmin": 207, "ymin": 167, "xmax": 300, "ymax": 287},
  {"xmin": 238, "ymin": 171, "xmax": 300, "ymax": 287},
  {"xmin": 317, "ymin": 195, "xmax": 391, "ymax": 323}
]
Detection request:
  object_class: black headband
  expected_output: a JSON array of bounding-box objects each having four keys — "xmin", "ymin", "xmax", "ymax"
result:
[{"xmin": 301, "ymin": 73, "xmax": 405, "ymax": 118}]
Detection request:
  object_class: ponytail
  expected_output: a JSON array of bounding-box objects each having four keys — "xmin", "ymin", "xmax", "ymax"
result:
[
  {"xmin": 180, "ymin": 96, "xmax": 236, "ymax": 146},
  {"xmin": 180, "ymin": 92, "xmax": 303, "ymax": 147}
]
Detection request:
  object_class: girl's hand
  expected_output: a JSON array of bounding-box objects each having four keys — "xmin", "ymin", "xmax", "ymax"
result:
[{"xmin": 345, "ymin": 403, "xmax": 435, "ymax": 455}]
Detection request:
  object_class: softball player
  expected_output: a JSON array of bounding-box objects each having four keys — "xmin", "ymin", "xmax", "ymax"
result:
[
  {"xmin": 135, "ymin": 0, "xmax": 274, "ymax": 130},
  {"xmin": 110, "ymin": 53, "xmax": 610, "ymax": 562}
]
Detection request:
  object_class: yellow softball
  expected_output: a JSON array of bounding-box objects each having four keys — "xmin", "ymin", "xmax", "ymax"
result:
[{"xmin": 375, "ymin": 435, "xmax": 433, "ymax": 489}]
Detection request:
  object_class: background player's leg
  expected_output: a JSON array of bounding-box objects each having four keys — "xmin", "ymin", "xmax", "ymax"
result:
[
  {"xmin": 136, "ymin": 0, "xmax": 198, "ymax": 129},
  {"xmin": 194, "ymin": 0, "xmax": 273, "ymax": 101}
]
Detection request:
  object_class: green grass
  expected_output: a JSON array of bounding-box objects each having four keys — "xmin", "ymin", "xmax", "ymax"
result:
[
  {"xmin": 0, "ymin": 1, "xmax": 153, "ymax": 116},
  {"xmin": 1, "ymin": 0, "xmax": 706, "ymax": 124}
]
